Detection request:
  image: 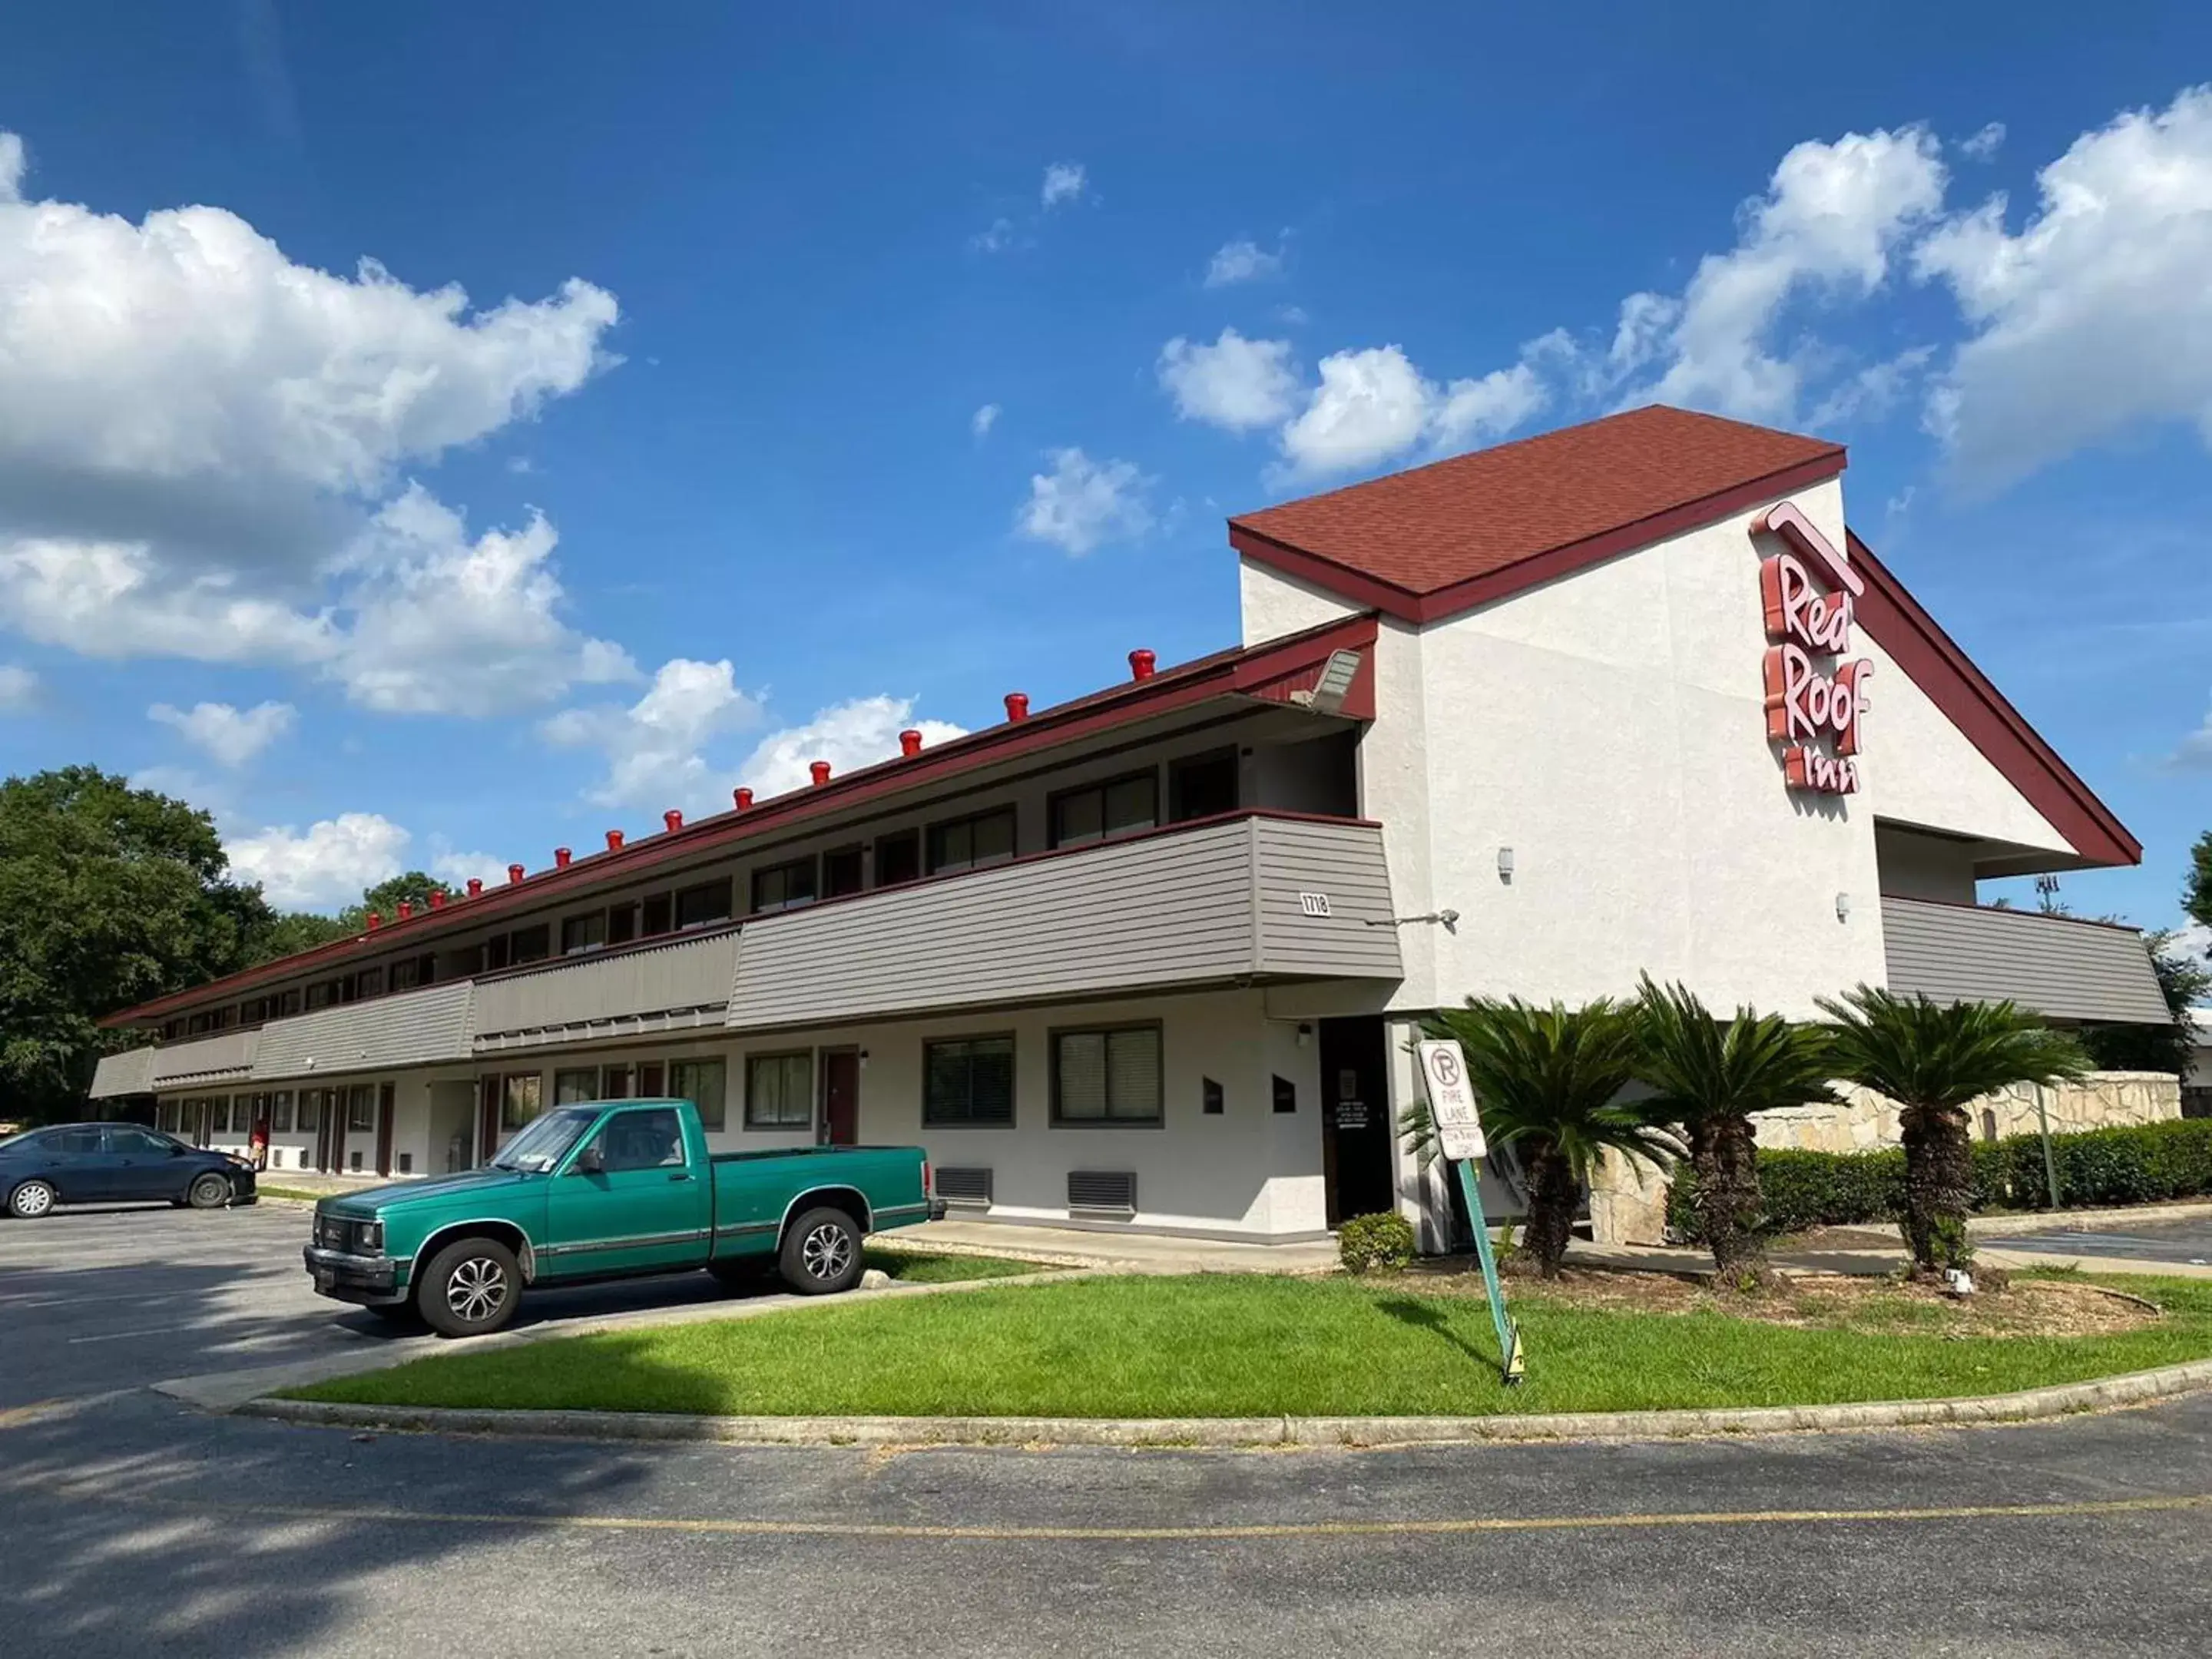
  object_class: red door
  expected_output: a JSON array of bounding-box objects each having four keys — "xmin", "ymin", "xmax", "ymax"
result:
[
  {"xmin": 822, "ymin": 1050, "xmax": 860, "ymax": 1146},
  {"xmin": 374, "ymin": 1082, "xmax": 396, "ymax": 1177}
]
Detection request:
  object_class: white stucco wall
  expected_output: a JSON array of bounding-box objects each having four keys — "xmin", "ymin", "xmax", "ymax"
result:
[{"xmin": 1240, "ymin": 558, "xmax": 1362, "ymax": 644}]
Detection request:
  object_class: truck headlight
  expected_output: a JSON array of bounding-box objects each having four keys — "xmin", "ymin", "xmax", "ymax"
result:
[{"xmin": 358, "ymin": 1220, "xmax": 384, "ymax": 1253}]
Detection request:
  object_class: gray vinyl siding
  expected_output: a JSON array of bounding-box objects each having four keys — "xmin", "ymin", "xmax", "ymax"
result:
[
  {"xmin": 1881, "ymin": 897, "xmax": 2170, "ymax": 1025},
  {"xmin": 150, "ymin": 1029, "xmax": 260, "ymax": 1088},
  {"xmin": 90, "ymin": 1045, "xmax": 157, "ymax": 1098},
  {"xmin": 249, "ymin": 981, "xmax": 476, "ymax": 1082},
  {"xmin": 469, "ymin": 929, "xmax": 739, "ymax": 1042},
  {"xmin": 727, "ymin": 816, "xmax": 1402, "ymax": 1031}
]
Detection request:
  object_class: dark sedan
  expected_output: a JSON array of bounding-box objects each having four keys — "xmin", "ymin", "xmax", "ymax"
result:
[{"xmin": 0, "ymin": 1123, "xmax": 257, "ymax": 1219}]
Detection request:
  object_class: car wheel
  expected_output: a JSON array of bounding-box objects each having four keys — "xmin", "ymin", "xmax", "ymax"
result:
[
  {"xmin": 186, "ymin": 1172, "xmax": 232, "ymax": 1210},
  {"xmin": 778, "ymin": 1206, "xmax": 864, "ymax": 1296},
  {"xmin": 7, "ymin": 1180, "xmax": 57, "ymax": 1220},
  {"xmin": 416, "ymin": 1237, "xmax": 523, "ymax": 1338}
]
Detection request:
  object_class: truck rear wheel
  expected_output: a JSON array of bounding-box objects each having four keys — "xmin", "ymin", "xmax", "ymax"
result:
[
  {"xmin": 416, "ymin": 1236, "xmax": 523, "ymax": 1337},
  {"xmin": 779, "ymin": 1207, "xmax": 863, "ymax": 1296}
]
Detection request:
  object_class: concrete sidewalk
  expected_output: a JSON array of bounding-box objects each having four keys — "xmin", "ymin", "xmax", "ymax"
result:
[{"xmin": 896, "ymin": 1218, "xmax": 1342, "ymax": 1273}]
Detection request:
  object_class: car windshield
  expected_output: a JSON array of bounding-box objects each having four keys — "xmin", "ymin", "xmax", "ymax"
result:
[{"xmin": 490, "ymin": 1107, "xmax": 599, "ymax": 1173}]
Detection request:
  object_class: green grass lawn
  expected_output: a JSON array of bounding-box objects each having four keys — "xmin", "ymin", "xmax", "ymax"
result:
[
  {"xmin": 256, "ymin": 1185, "xmax": 326, "ymax": 1204},
  {"xmin": 286, "ymin": 1270, "xmax": 2212, "ymax": 1419}
]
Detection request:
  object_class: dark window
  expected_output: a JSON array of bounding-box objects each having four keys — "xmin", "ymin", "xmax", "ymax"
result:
[
  {"xmin": 1050, "ymin": 772, "xmax": 1157, "ymax": 849},
  {"xmin": 1169, "ymin": 748, "xmax": 1240, "ymax": 822},
  {"xmin": 43, "ymin": 1128, "xmax": 104, "ymax": 1155},
  {"xmin": 637, "ymin": 1061, "xmax": 666, "ymax": 1097},
  {"xmin": 823, "ymin": 846, "xmax": 864, "ymax": 899},
  {"xmin": 607, "ymin": 903, "xmax": 637, "ymax": 946},
  {"xmin": 588, "ymin": 1107, "xmax": 687, "ymax": 1172},
  {"xmin": 1052, "ymin": 1025, "xmax": 1164, "ymax": 1125},
  {"xmin": 510, "ymin": 925, "xmax": 551, "ymax": 965},
  {"xmin": 554, "ymin": 1068, "xmax": 599, "ymax": 1105},
  {"xmin": 296, "ymin": 1091, "xmax": 322, "ymax": 1134},
  {"xmin": 600, "ymin": 1063, "xmax": 634, "ymax": 1098},
  {"xmin": 482, "ymin": 933, "xmax": 512, "ymax": 973},
  {"xmin": 270, "ymin": 1092, "xmax": 294, "ymax": 1134},
  {"xmin": 676, "ymin": 879, "xmax": 733, "ymax": 929},
  {"xmin": 355, "ymin": 967, "xmax": 385, "ymax": 1000},
  {"xmin": 187, "ymin": 1012, "xmax": 210, "ymax": 1036},
  {"xmin": 927, "ymin": 807, "xmax": 1016, "ymax": 875},
  {"xmin": 108, "ymin": 1127, "xmax": 172, "ymax": 1155},
  {"xmin": 670, "ymin": 1057, "xmax": 728, "ymax": 1131},
  {"xmin": 160, "ymin": 1018, "xmax": 184, "ymax": 1041},
  {"xmin": 744, "ymin": 1052, "xmax": 813, "ymax": 1129},
  {"xmin": 389, "ymin": 959, "xmax": 420, "ymax": 992},
  {"xmin": 305, "ymin": 980, "xmax": 339, "ymax": 1011},
  {"xmin": 641, "ymin": 893, "xmax": 673, "ymax": 936},
  {"xmin": 874, "ymin": 830, "xmax": 921, "ymax": 887},
  {"xmin": 561, "ymin": 912, "xmax": 607, "ymax": 955},
  {"xmin": 750, "ymin": 858, "xmax": 818, "ymax": 915},
  {"xmin": 1203, "ymin": 1077, "xmax": 1225, "ymax": 1115},
  {"xmin": 924, "ymin": 1036, "xmax": 1016, "ymax": 1128},
  {"xmin": 346, "ymin": 1085, "xmax": 376, "ymax": 1133},
  {"xmin": 278, "ymin": 988, "xmax": 301, "ymax": 1017},
  {"xmin": 499, "ymin": 1073, "xmax": 543, "ymax": 1132}
]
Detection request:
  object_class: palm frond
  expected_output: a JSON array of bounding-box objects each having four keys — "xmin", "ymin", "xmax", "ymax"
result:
[
  {"xmin": 1816, "ymin": 985, "xmax": 2091, "ymax": 1112},
  {"xmin": 1634, "ymin": 974, "xmax": 1840, "ymax": 1125}
]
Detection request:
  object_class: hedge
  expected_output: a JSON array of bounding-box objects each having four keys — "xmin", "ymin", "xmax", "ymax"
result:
[{"xmin": 1667, "ymin": 1118, "xmax": 2212, "ymax": 1241}]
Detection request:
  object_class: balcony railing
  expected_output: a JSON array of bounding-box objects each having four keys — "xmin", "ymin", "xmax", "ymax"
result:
[
  {"xmin": 1880, "ymin": 896, "xmax": 2168, "ymax": 1025},
  {"xmin": 93, "ymin": 811, "xmax": 1403, "ymax": 1093}
]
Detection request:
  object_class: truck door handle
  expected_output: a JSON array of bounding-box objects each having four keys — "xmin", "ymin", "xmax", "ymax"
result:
[{"xmin": 669, "ymin": 1171, "xmax": 694, "ymax": 1182}]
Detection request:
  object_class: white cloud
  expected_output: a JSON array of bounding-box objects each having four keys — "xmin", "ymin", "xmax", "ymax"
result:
[
  {"xmin": 1629, "ymin": 126, "xmax": 1946, "ymax": 422},
  {"xmin": 147, "ymin": 699, "xmax": 296, "ymax": 767},
  {"xmin": 1960, "ymin": 122, "xmax": 2007, "ymax": 161},
  {"xmin": 1158, "ymin": 329, "xmax": 1300, "ymax": 432},
  {"xmin": 1915, "ymin": 85, "xmax": 2212, "ymax": 491},
  {"xmin": 545, "ymin": 657, "xmax": 763, "ymax": 810},
  {"xmin": 0, "ymin": 662, "xmax": 34, "ymax": 710},
  {"xmin": 1041, "ymin": 162, "xmax": 1087, "ymax": 208},
  {"xmin": 972, "ymin": 402, "xmax": 1001, "ymax": 439},
  {"xmin": 1807, "ymin": 345, "xmax": 1937, "ymax": 426},
  {"xmin": 969, "ymin": 217, "xmax": 1022, "ymax": 254},
  {"xmin": 0, "ymin": 127, "xmax": 621, "ymax": 710},
  {"xmin": 429, "ymin": 846, "xmax": 516, "ymax": 892},
  {"xmin": 1277, "ymin": 345, "xmax": 1548, "ymax": 478},
  {"xmin": 735, "ymin": 697, "xmax": 967, "ymax": 799},
  {"xmin": 2168, "ymin": 695, "xmax": 2212, "ymax": 772},
  {"xmin": 1204, "ymin": 237, "xmax": 1285, "ymax": 287},
  {"xmin": 1015, "ymin": 448, "xmax": 1155, "ymax": 555},
  {"xmin": 227, "ymin": 812, "xmax": 409, "ymax": 910}
]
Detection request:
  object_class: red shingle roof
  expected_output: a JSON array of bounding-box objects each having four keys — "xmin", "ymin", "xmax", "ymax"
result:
[{"xmin": 1230, "ymin": 405, "xmax": 1846, "ymax": 621}]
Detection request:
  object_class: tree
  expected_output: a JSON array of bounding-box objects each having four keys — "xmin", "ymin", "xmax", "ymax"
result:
[
  {"xmin": 1633, "ymin": 976, "xmax": 1839, "ymax": 1286},
  {"xmin": 245, "ymin": 909, "xmax": 355, "ymax": 965},
  {"xmin": 0, "ymin": 767, "xmax": 274, "ymax": 1121},
  {"xmin": 336, "ymin": 871, "xmax": 455, "ymax": 934},
  {"xmin": 1819, "ymin": 987, "xmax": 2090, "ymax": 1275},
  {"xmin": 2079, "ymin": 928, "xmax": 2210, "ymax": 1076},
  {"xmin": 1407, "ymin": 998, "xmax": 1677, "ymax": 1278},
  {"xmin": 2187, "ymin": 831, "xmax": 2212, "ymax": 934}
]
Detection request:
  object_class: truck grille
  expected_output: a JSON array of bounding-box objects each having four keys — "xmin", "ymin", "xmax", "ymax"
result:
[{"xmin": 315, "ymin": 1214, "xmax": 376, "ymax": 1254}]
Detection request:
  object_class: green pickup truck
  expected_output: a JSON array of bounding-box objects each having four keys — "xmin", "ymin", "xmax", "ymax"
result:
[{"xmin": 303, "ymin": 1097, "xmax": 943, "ymax": 1336}]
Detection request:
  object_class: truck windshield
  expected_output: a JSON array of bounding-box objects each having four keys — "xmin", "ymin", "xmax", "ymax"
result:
[{"xmin": 490, "ymin": 1107, "xmax": 599, "ymax": 1173}]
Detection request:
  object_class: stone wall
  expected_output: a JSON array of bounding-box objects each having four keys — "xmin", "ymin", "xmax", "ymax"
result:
[{"xmin": 1586, "ymin": 1071, "xmax": 2181, "ymax": 1245}]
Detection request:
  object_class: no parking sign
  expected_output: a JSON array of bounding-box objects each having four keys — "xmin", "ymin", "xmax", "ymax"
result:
[{"xmin": 1416, "ymin": 1038, "xmax": 1486, "ymax": 1161}]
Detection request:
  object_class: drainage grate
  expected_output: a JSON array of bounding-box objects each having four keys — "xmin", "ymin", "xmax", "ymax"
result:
[{"xmin": 1067, "ymin": 1170, "xmax": 1137, "ymax": 1216}]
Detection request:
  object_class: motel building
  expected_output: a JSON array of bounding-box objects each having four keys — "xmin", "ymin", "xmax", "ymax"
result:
[{"xmin": 90, "ymin": 406, "xmax": 2173, "ymax": 1247}]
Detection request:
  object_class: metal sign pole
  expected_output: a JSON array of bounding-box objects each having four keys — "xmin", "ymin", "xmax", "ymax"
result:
[{"xmin": 1452, "ymin": 1156, "xmax": 1525, "ymax": 1386}]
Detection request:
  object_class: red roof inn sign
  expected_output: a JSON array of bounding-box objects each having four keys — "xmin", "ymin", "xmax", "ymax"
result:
[{"xmin": 1756, "ymin": 502, "xmax": 1870, "ymax": 796}]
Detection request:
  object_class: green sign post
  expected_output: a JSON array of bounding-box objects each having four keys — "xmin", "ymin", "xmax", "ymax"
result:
[{"xmin": 1417, "ymin": 1038, "xmax": 1525, "ymax": 1387}]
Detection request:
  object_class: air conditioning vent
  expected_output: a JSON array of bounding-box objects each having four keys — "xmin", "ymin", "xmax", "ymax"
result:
[
  {"xmin": 1067, "ymin": 1170, "xmax": 1136, "ymax": 1217},
  {"xmin": 935, "ymin": 1166, "xmax": 992, "ymax": 1207}
]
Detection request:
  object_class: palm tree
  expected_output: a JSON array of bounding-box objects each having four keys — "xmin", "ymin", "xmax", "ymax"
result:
[
  {"xmin": 1405, "ymin": 998, "xmax": 1679, "ymax": 1278},
  {"xmin": 1634, "ymin": 976, "xmax": 1839, "ymax": 1286},
  {"xmin": 1819, "ymin": 987, "xmax": 2090, "ymax": 1275}
]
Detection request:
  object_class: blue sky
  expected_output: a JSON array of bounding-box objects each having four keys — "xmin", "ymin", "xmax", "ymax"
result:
[{"xmin": 0, "ymin": 2, "xmax": 2208, "ymax": 938}]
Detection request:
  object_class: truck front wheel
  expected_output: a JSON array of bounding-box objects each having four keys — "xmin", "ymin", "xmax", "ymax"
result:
[
  {"xmin": 416, "ymin": 1237, "xmax": 523, "ymax": 1337},
  {"xmin": 779, "ymin": 1207, "xmax": 863, "ymax": 1296}
]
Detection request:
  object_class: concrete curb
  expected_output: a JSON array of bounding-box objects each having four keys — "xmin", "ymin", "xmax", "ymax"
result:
[
  {"xmin": 237, "ymin": 1357, "xmax": 2212, "ymax": 1450},
  {"xmin": 1968, "ymin": 1200, "xmax": 2212, "ymax": 1237}
]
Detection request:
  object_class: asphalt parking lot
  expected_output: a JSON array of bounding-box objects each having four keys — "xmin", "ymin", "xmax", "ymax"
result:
[{"xmin": 1996, "ymin": 1216, "xmax": 2212, "ymax": 1266}]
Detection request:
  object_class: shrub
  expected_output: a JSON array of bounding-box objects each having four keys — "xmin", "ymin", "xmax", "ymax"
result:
[
  {"xmin": 1667, "ymin": 1118, "xmax": 2212, "ymax": 1240},
  {"xmin": 1338, "ymin": 1210, "xmax": 1417, "ymax": 1273}
]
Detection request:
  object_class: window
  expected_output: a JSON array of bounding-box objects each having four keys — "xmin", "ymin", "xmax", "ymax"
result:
[
  {"xmin": 600, "ymin": 1063, "xmax": 634, "ymax": 1099},
  {"xmin": 637, "ymin": 1061, "xmax": 666, "ymax": 1096},
  {"xmin": 924, "ymin": 1035, "xmax": 1015, "ymax": 1128},
  {"xmin": 927, "ymin": 807, "xmax": 1016, "ymax": 875},
  {"xmin": 669, "ymin": 1056, "xmax": 729, "ymax": 1131},
  {"xmin": 306, "ymin": 979, "xmax": 339, "ymax": 1011},
  {"xmin": 43, "ymin": 1128, "xmax": 104, "ymax": 1155},
  {"xmin": 873, "ymin": 830, "xmax": 921, "ymax": 887},
  {"xmin": 744, "ymin": 1052, "xmax": 812, "ymax": 1130},
  {"xmin": 270, "ymin": 1091, "xmax": 294, "ymax": 1134},
  {"xmin": 482, "ymin": 933, "xmax": 512, "ymax": 973},
  {"xmin": 346, "ymin": 1085, "xmax": 376, "ymax": 1133},
  {"xmin": 510, "ymin": 925, "xmax": 551, "ymax": 965},
  {"xmin": 161, "ymin": 1018, "xmax": 184, "ymax": 1041},
  {"xmin": 500, "ymin": 1072, "xmax": 543, "ymax": 1132},
  {"xmin": 1169, "ymin": 748, "xmax": 1240, "ymax": 822},
  {"xmin": 354, "ymin": 966, "xmax": 384, "ymax": 1000},
  {"xmin": 296, "ymin": 1091, "xmax": 322, "ymax": 1134},
  {"xmin": 607, "ymin": 903, "xmax": 637, "ymax": 946},
  {"xmin": 110, "ymin": 1126, "xmax": 174, "ymax": 1155},
  {"xmin": 561, "ymin": 912, "xmax": 608, "ymax": 955},
  {"xmin": 390, "ymin": 957, "xmax": 421, "ymax": 992},
  {"xmin": 750, "ymin": 858, "xmax": 817, "ymax": 916},
  {"xmin": 1052, "ymin": 1025, "xmax": 1164, "ymax": 1125},
  {"xmin": 589, "ymin": 1107, "xmax": 688, "ymax": 1171},
  {"xmin": 1050, "ymin": 771, "xmax": 1157, "ymax": 849},
  {"xmin": 187, "ymin": 1012, "xmax": 211, "ymax": 1036},
  {"xmin": 554, "ymin": 1068, "xmax": 600, "ymax": 1105},
  {"xmin": 641, "ymin": 893, "xmax": 673, "ymax": 936},
  {"xmin": 278, "ymin": 988, "xmax": 302, "ymax": 1018},
  {"xmin": 676, "ymin": 879, "xmax": 733, "ymax": 929},
  {"xmin": 823, "ymin": 846, "xmax": 863, "ymax": 899}
]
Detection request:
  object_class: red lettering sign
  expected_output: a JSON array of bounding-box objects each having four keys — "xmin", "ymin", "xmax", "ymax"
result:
[{"xmin": 1753, "ymin": 505, "xmax": 1869, "ymax": 796}]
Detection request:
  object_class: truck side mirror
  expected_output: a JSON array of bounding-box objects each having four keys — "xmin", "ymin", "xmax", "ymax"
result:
[{"xmin": 574, "ymin": 1143, "xmax": 604, "ymax": 1176}]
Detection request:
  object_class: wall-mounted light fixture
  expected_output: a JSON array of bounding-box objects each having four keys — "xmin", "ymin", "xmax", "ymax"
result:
[
  {"xmin": 1497, "ymin": 846, "xmax": 1515, "ymax": 882},
  {"xmin": 1296, "ymin": 1022, "xmax": 1313, "ymax": 1048},
  {"xmin": 1836, "ymin": 892, "xmax": 1852, "ymax": 922},
  {"xmin": 858, "ymin": 1050, "xmax": 870, "ymax": 1071}
]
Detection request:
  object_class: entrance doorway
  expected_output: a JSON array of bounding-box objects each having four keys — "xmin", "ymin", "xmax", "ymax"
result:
[
  {"xmin": 820, "ymin": 1048, "xmax": 860, "ymax": 1146},
  {"xmin": 1319, "ymin": 1017, "xmax": 1393, "ymax": 1226},
  {"xmin": 374, "ymin": 1082, "xmax": 396, "ymax": 1177}
]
